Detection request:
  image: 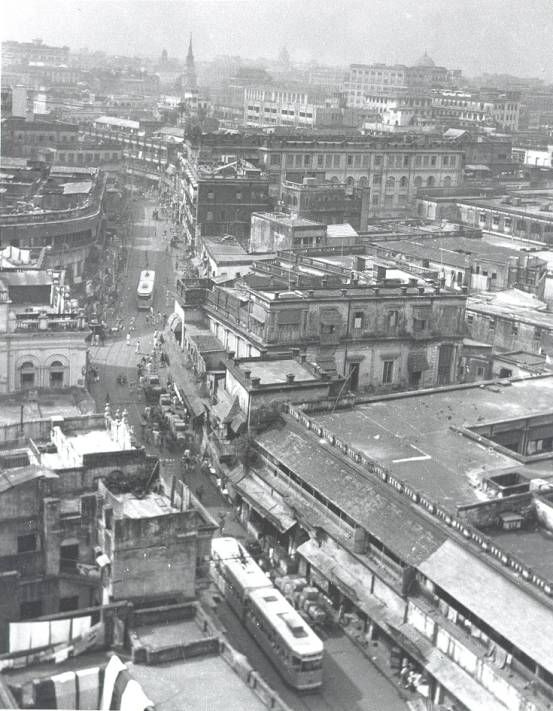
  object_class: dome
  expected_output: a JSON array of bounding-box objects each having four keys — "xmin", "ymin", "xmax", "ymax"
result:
[{"xmin": 415, "ymin": 52, "xmax": 436, "ymax": 67}]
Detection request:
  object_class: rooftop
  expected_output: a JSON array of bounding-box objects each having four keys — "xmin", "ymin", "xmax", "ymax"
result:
[
  {"xmin": 375, "ymin": 235, "xmax": 538, "ymax": 270},
  {"xmin": 256, "ymin": 416, "xmax": 448, "ymax": 566},
  {"xmin": 467, "ymin": 289, "xmax": 553, "ymax": 331},
  {"xmin": 253, "ymin": 212, "xmax": 324, "ymax": 229},
  {"xmin": 116, "ymin": 491, "xmax": 178, "ymax": 519},
  {"xmin": 238, "ymin": 358, "xmax": 317, "ymax": 384},
  {"xmin": 313, "ymin": 377, "xmax": 553, "ymax": 507},
  {"xmin": 457, "ymin": 194, "xmax": 553, "ymax": 219}
]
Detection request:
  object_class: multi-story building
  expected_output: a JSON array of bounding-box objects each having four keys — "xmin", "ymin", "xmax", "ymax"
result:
[
  {"xmin": 249, "ymin": 212, "xmax": 327, "ymax": 252},
  {"xmin": 0, "ymin": 246, "xmax": 88, "ymax": 393},
  {"xmin": 0, "ymin": 118, "xmax": 79, "ymax": 158},
  {"xmin": 432, "ymin": 89, "xmax": 521, "ymax": 131},
  {"xmin": 177, "ymin": 158, "xmax": 272, "ymax": 246},
  {"xmin": 1, "ymin": 38, "xmax": 70, "ymax": 67},
  {"xmin": 244, "ymin": 84, "xmax": 343, "ymax": 129},
  {"xmin": 346, "ymin": 54, "xmax": 461, "ymax": 107},
  {"xmin": 0, "ymin": 160, "xmax": 107, "ymax": 282},
  {"xmin": 280, "ymin": 177, "xmax": 370, "ymax": 230},
  {"xmin": 203, "ymin": 264, "xmax": 466, "ymax": 392},
  {"xmin": 362, "ymin": 89, "xmax": 435, "ymax": 131},
  {"xmin": 369, "ymin": 234, "xmax": 548, "ymax": 297},
  {"xmin": 257, "ymin": 134, "xmax": 464, "ymax": 217},
  {"xmin": 226, "ymin": 376, "xmax": 553, "ymax": 711}
]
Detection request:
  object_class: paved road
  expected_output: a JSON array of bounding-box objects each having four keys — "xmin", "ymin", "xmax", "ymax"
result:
[
  {"xmin": 215, "ymin": 599, "xmax": 408, "ymax": 711},
  {"xmin": 89, "ymin": 196, "xmax": 409, "ymax": 711},
  {"xmin": 88, "ymin": 198, "xmax": 179, "ymax": 438}
]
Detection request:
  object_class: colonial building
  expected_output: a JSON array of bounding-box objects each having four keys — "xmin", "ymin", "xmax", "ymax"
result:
[
  {"xmin": 0, "ymin": 248, "xmax": 88, "ymax": 394},
  {"xmin": 0, "ymin": 159, "xmax": 107, "ymax": 282},
  {"xmin": 202, "ymin": 265, "xmax": 467, "ymax": 393},
  {"xmin": 176, "ymin": 158, "xmax": 272, "ymax": 246}
]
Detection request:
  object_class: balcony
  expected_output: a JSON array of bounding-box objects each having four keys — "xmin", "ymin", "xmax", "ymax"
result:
[{"xmin": 14, "ymin": 312, "xmax": 88, "ymax": 333}]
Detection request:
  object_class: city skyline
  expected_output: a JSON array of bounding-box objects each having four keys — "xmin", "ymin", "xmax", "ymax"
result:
[{"xmin": 1, "ymin": 0, "xmax": 553, "ymax": 80}]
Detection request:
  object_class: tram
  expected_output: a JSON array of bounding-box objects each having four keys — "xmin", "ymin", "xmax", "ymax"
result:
[
  {"xmin": 211, "ymin": 537, "xmax": 324, "ymax": 690},
  {"xmin": 136, "ymin": 270, "xmax": 155, "ymax": 310}
]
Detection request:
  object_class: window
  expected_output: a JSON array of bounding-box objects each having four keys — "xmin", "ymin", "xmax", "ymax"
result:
[
  {"xmin": 388, "ymin": 310, "xmax": 399, "ymax": 328},
  {"xmin": 19, "ymin": 361, "xmax": 35, "ymax": 389},
  {"xmin": 385, "ymin": 176, "xmax": 396, "ymax": 191},
  {"xmin": 414, "ymin": 176, "xmax": 423, "ymax": 187},
  {"xmin": 206, "ymin": 211, "xmax": 213, "ymax": 221},
  {"xmin": 236, "ymin": 191, "xmax": 242, "ymax": 200},
  {"xmin": 353, "ymin": 312, "xmax": 364, "ymax": 330},
  {"xmin": 374, "ymin": 154, "xmax": 382, "ymax": 166},
  {"xmin": 49, "ymin": 361, "xmax": 65, "ymax": 388},
  {"xmin": 18, "ymin": 533, "xmax": 37, "ymax": 554},
  {"xmin": 347, "ymin": 154, "xmax": 353, "ymax": 167},
  {"xmin": 413, "ymin": 318, "xmax": 426, "ymax": 332},
  {"xmin": 60, "ymin": 543, "xmax": 79, "ymax": 572},
  {"xmin": 20, "ymin": 600, "xmax": 43, "ymax": 620},
  {"xmin": 207, "ymin": 191, "xmax": 214, "ymax": 199},
  {"xmin": 430, "ymin": 156, "xmax": 437, "ymax": 167},
  {"xmin": 59, "ymin": 596, "xmax": 79, "ymax": 612},
  {"xmin": 399, "ymin": 176, "xmax": 408, "ymax": 188},
  {"xmin": 382, "ymin": 360, "xmax": 394, "ymax": 384}
]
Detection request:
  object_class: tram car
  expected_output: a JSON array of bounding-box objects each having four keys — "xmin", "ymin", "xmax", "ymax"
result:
[{"xmin": 211, "ymin": 537, "xmax": 323, "ymax": 690}]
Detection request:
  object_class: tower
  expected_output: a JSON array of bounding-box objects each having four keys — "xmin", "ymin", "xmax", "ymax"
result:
[{"xmin": 184, "ymin": 34, "xmax": 197, "ymax": 91}]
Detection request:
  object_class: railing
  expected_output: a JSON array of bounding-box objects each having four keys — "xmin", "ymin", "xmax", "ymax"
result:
[{"xmin": 0, "ymin": 173, "xmax": 106, "ymax": 225}]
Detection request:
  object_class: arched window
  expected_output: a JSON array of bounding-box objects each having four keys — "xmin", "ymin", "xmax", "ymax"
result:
[
  {"xmin": 20, "ymin": 361, "xmax": 36, "ymax": 389},
  {"xmin": 49, "ymin": 360, "xmax": 66, "ymax": 388},
  {"xmin": 427, "ymin": 176, "xmax": 436, "ymax": 187},
  {"xmin": 345, "ymin": 176, "xmax": 355, "ymax": 195},
  {"xmin": 358, "ymin": 176, "xmax": 369, "ymax": 188},
  {"xmin": 443, "ymin": 176, "xmax": 452, "ymax": 187},
  {"xmin": 399, "ymin": 176, "xmax": 408, "ymax": 188},
  {"xmin": 414, "ymin": 176, "xmax": 423, "ymax": 188},
  {"xmin": 385, "ymin": 176, "xmax": 396, "ymax": 191}
]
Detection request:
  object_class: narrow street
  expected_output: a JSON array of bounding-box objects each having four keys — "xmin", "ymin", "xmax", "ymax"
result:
[{"xmin": 88, "ymin": 194, "xmax": 409, "ymax": 711}]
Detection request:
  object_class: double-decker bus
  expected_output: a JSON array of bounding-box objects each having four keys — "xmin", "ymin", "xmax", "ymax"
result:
[
  {"xmin": 136, "ymin": 270, "xmax": 155, "ymax": 310},
  {"xmin": 211, "ymin": 537, "xmax": 324, "ymax": 690}
]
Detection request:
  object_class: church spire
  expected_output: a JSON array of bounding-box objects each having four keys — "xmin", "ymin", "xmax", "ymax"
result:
[{"xmin": 184, "ymin": 34, "xmax": 197, "ymax": 91}]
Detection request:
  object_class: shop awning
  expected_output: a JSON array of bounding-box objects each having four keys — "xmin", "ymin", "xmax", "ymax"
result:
[
  {"xmin": 426, "ymin": 650, "xmax": 508, "ymax": 711},
  {"xmin": 236, "ymin": 475, "xmax": 296, "ymax": 533},
  {"xmin": 407, "ymin": 350, "xmax": 430, "ymax": 372},
  {"xmin": 419, "ymin": 539, "xmax": 553, "ymax": 677},
  {"xmin": 167, "ymin": 313, "xmax": 182, "ymax": 332},
  {"xmin": 297, "ymin": 538, "xmax": 380, "ymax": 612}
]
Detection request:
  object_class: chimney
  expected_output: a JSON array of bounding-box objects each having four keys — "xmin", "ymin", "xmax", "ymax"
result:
[
  {"xmin": 227, "ymin": 350, "xmax": 235, "ymax": 360},
  {"xmin": 251, "ymin": 377, "xmax": 261, "ymax": 387},
  {"xmin": 300, "ymin": 353, "xmax": 307, "ymax": 363},
  {"xmin": 243, "ymin": 369, "xmax": 251, "ymax": 380},
  {"xmin": 418, "ymin": 286, "xmax": 425, "ymax": 295},
  {"xmin": 401, "ymin": 285, "xmax": 408, "ymax": 295},
  {"xmin": 286, "ymin": 373, "xmax": 295, "ymax": 384},
  {"xmin": 234, "ymin": 357, "xmax": 240, "ymax": 366}
]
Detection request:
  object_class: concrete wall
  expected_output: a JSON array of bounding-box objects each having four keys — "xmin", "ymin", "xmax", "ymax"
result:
[
  {"xmin": 467, "ymin": 309, "xmax": 550, "ymax": 355},
  {"xmin": 0, "ymin": 333, "xmax": 87, "ymax": 394},
  {"xmin": 111, "ymin": 512, "xmax": 198, "ymax": 601}
]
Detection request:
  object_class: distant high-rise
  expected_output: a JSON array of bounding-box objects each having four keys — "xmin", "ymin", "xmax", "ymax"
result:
[{"xmin": 183, "ymin": 35, "xmax": 197, "ymax": 91}]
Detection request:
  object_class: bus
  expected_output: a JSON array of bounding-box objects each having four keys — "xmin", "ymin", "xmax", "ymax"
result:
[
  {"xmin": 211, "ymin": 537, "xmax": 324, "ymax": 690},
  {"xmin": 136, "ymin": 270, "xmax": 155, "ymax": 310}
]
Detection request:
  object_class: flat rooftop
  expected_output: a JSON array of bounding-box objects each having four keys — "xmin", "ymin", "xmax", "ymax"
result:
[
  {"xmin": 487, "ymin": 527, "xmax": 553, "ymax": 581},
  {"xmin": 314, "ymin": 376, "xmax": 553, "ymax": 507},
  {"xmin": 240, "ymin": 358, "xmax": 317, "ymax": 384},
  {"xmin": 457, "ymin": 195, "xmax": 553, "ymax": 219},
  {"xmin": 0, "ymin": 391, "xmax": 90, "ymax": 428},
  {"xmin": 116, "ymin": 491, "xmax": 178, "ymax": 519},
  {"xmin": 377, "ymin": 235, "xmax": 533, "ymax": 269},
  {"xmin": 467, "ymin": 290, "xmax": 553, "ymax": 329},
  {"xmin": 130, "ymin": 656, "xmax": 267, "ymax": 711}
]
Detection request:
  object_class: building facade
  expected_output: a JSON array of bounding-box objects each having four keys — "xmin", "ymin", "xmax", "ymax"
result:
[{"xmin": 204, "ymin": 276, "xmax": 467, "ymax": 393}]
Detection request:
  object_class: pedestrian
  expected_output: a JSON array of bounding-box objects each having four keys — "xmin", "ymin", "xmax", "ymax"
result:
[
  {"xmin": 136, "ymin": 338, "xmax": 141, "ymax": 354},
  {"xmin": 150, "ymin": 305, "xmax": 154, "ymax": 316},
  {"xmin": 126, "ymin": 332, "xmax": 131, "ymax": 346}
]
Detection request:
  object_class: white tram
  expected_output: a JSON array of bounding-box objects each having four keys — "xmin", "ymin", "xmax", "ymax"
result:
[{"xmin": 211, "ymin": 537, "xmax": 324, "ymax": 690}]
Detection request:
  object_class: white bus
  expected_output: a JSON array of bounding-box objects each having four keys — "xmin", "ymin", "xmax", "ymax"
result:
[
  {"xmin": 136, "ymin": 270, "xmax": 155, "ymax": 310},
  {"xmin": 211, "ymin": 537, "xmax": 324, "ymax": 690}
]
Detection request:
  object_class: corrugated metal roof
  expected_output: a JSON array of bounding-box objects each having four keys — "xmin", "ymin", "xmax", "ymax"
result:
[
  {"xmin": 419, "ymin": 539, "xmax": 553, "ymax": 676},
  {"xmin": 257, "ymin": 420, "xmax": 447, "ymax": 566},
  {"xmin": 0, "ymin": 466, "xmax": 56, "ymax": 494}
]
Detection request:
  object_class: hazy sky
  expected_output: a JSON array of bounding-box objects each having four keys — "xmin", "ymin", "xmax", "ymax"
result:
[{"xmin": 2, "ymin": 0, "xmax": 552, "ymax": 79}]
